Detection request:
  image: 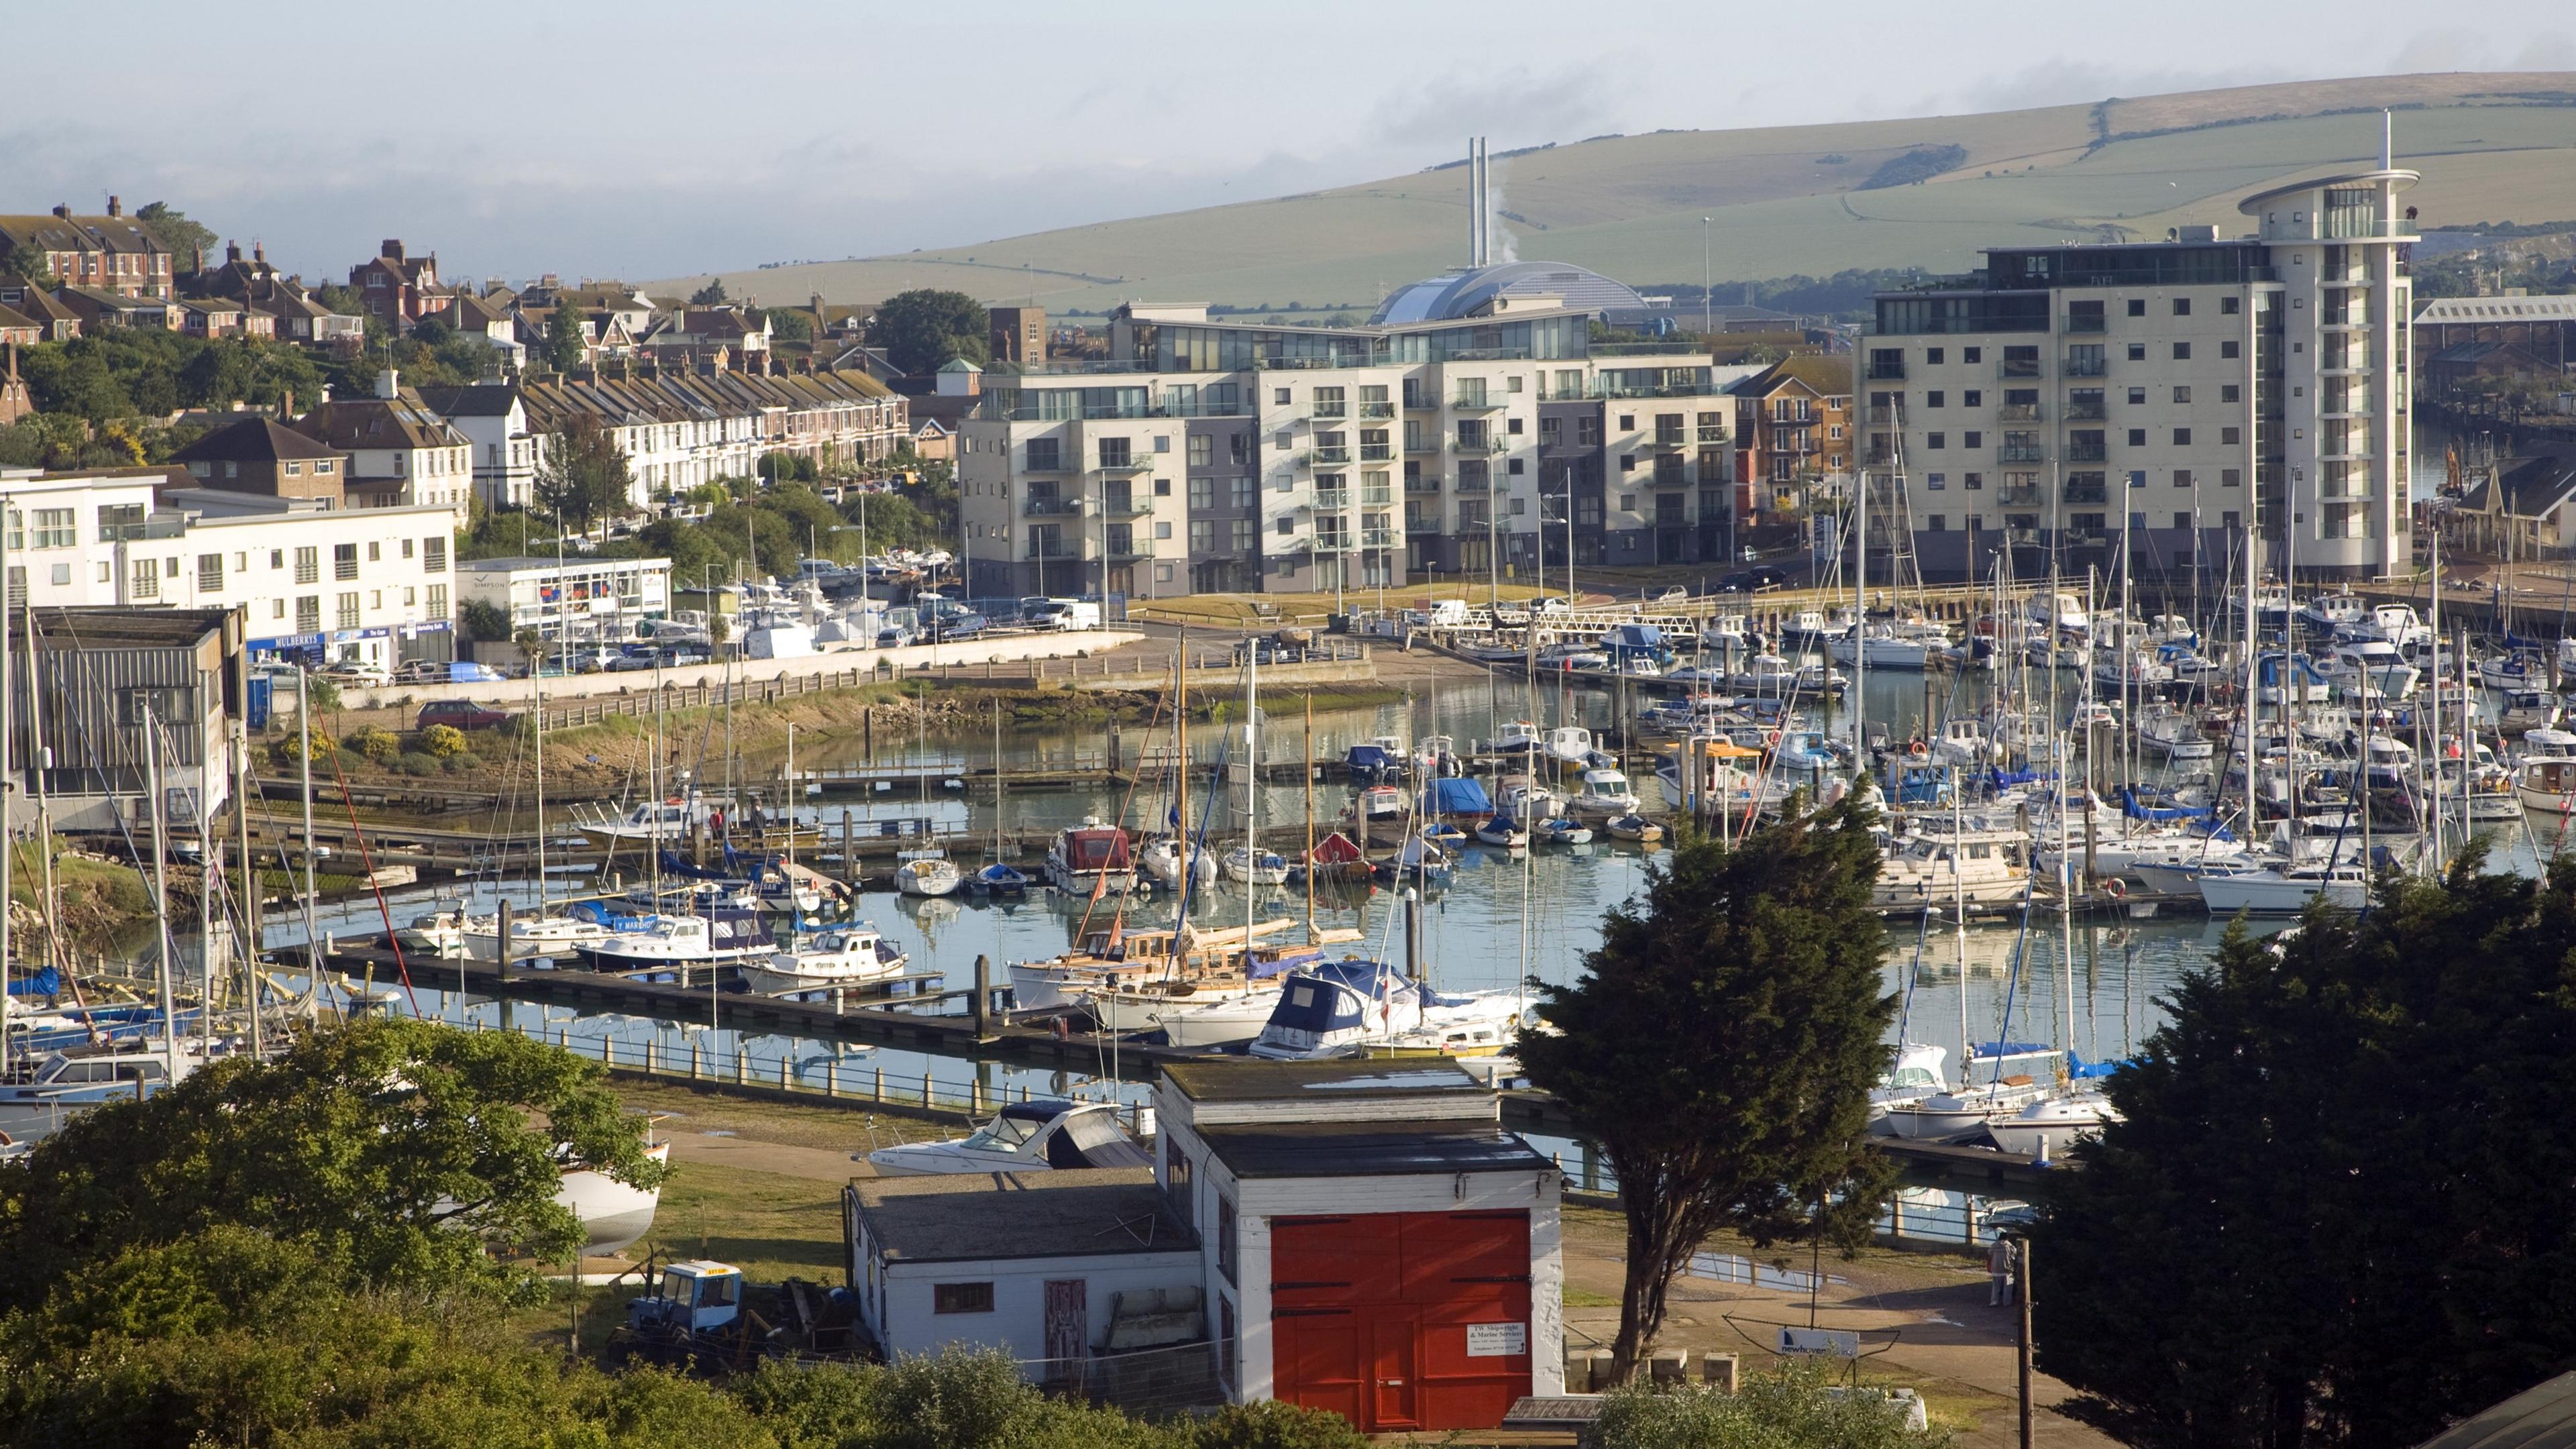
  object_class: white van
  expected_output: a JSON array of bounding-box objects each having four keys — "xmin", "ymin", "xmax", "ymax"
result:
[{"xmin": 1028, "ymin": 598, "xmax": 1101, "ymax": 631}]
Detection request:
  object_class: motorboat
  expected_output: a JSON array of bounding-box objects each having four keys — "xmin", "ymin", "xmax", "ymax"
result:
[
  {"xmin": 1872, "ymin": 828, "xmax": 2029, "ymax": 915},
  {"xmin": 2498, "ymin": 689, "xmax": 2558, "ymax": 737},
  {"xmin": 1929, "ymin": 718, "xmax": 1996, "ymax": 769},
  {"xmin": 863, "ymin": 1099, "xmax": 1153, "ymax": 1176},
  {"xmin": 556, "ymin": 1138, "xmax": 671, "ymax": 1254},
  {"xmin": 1139, "ymin": 837, "xmax": 1218, "ymax": 890},
  {"xmin": 1870, "ymin": 1042, "xmax": 1950, "ymax": 1114},
  {"xmin": 2296, "ymin": 592, "xmax": 2369, "ymax": 634},
  {"xmin": 2228, "ymin": 580, "xmax": 2293, "ymax": 629},
  {"xmin": 1006, "ymin": 919, "xmax": 1300, "ymax": 1009},
  {"xmin": 2320, "ymin": 641, "xmax": 2419, "ymax": 701},
  {"xmin": 1354, "ymin": 785, "xmax": 1409, "ymax": 821},
  {"xmin": 1544, "ymin": 726, "xmax": 1596, "ymax": 769},
  {"xmin": 2027, "ymin": 590, "xmax": 2090, "ymax": 635},
  {"xmin": 1491, "ymin": 719, "xmax": 1545, "ymax": 755},
  {"xmin": 1375, "ymin": 835, "xmax": 1456, "ymax": 885},
  {"xmin": 1222, "ymin": 845, "xmax": 1290, "ymax": 885},
  {"xmin": 2137, "ymin": 702, "xmax": 2214, "ymax": 760},
  {"xmin": 1828, "ymin": 619, "xmax": 1951, "ymax": 672},
  {"xmin": 1044, "ymin": 818, "xmax": 1138, "ymax": 895},
  {"xmin": 576, "ymin": 908, "xmax": 778, "ymax": 970},
  {"xmin": 573, "ymin": 792, "xmax": 733, "ymax": 845},
  {"xmin": 737, "ymin": 924, "xmax": 910, "ymax": 994},
  {"xmin": 2256, "ymin": 651, "xmax": 2333, "ymax": 705},
  {"xmin": 2347, "ymin": 603, "xmax": 2431, "ymax": 649},
  {"xmin": 1604, "ymin": 814, "xmax": 1662, "ymax": 843},
  {"xmin": 1472, "ymin": 814, "xmax": 1529, "ymax": 849},
  {"xmin": 2515, "ymin": 754, "xmax": 2576, "ymax": 815},
  {"xmin": 1536, "ymin": 817, "xmax": 1593, "ymax": 846},
  {"xmin": 1730, "ymin": 653, "xmax": 1843, "ymax": 698},
  {"xmin": 1986, "ymin": 1093, "xmax": 2121, "ymax": 1161},
  {"xmin": 1246, "ymin": 959, "xmax": 1529, "ymax": 1061},
  {"xmin": 460, "ymin": 910, "xmax": 616, "ymax": 963},
  {"xmin": 2196, "ymin": 861, "xmax": 2371, "ymax": 914},
  {"xmin": 1572, "ymin": 769, "xmax": 1642, "ymax": 815},
  {"xmin": 894, "ymin": 852, "xmax": 962, "ymax": 898}
]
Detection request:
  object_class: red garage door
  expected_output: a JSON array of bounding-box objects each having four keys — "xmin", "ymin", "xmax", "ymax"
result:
[{"xmin": 1271, "ymin": 1210, "xmax": 1532, "ymax": 1433}]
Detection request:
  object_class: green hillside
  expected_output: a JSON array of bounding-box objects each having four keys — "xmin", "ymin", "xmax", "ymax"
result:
[{"xmin": 657, "ymin": 71, "xmax": 2576, "ymax": 315}]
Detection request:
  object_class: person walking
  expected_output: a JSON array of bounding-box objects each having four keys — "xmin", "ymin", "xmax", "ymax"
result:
[{"xmin": 1989, "ymin": 1234, "xmax": 2017, "ymax": 1306}]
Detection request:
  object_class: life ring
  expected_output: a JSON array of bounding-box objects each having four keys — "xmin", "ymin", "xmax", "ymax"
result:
[
  {"xmin": 1764, "ymin": 729, "xmax": 1782, "ymax": 747},
  {"xmin": 2100, "ymin": 878, "xmax": 2127, "ymax": 899},
  {"xmin": 1908, "ymin": 741, "xmax": 1927, "ymax": 759}
]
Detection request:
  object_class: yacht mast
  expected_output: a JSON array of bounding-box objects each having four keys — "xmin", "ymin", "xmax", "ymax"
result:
[{"xmin": 146, "ymin": 708, "xmax": 178, "ymax": 1081}]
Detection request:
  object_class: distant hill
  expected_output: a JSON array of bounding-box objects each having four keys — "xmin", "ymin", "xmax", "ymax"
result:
[{"xmin": 653, "ymin": 72, "xmax": 2576, "ymax": 316}]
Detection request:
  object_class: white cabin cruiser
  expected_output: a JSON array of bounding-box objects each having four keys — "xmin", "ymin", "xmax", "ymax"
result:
[
  {"xmin": 2515, "ymin": 754, "xmax": 2576, "ymax": 815},
  {"xmin": 2136, "ymin": 702, "xmax": 2213, "ymax": 760},
  {"xmin": 1139, "ymin": 837, "xmax": 1218, "ymax": 890},
  {"xmin": 737, "ymin": 924, "xmax": 909, "ymax": 994},
  {"xmin": 576, "ymin": 909, "xmax": 778, "ymax": 969},
  {"xmin": 1246, "ymin": 959, "xmax": 1527, "ymax": 1061},
  {"xmin": 1570, "ymin": 769, "xmax": 1642, "ymax": 815},
  {"xmin": 1222, "ymin": 845, "xmax": 1290, "ymax": 885},
  {"xmin": 2197, "ymin": 861, "xmax": 2371, "ymax": 914},
  {"xmin": 1544, "ymin": 726, "xmax": 1595, "ymax": 769},
  {"xmin": 863, "ymin": 1099, "xmax": 1153, "ymax": 1176},
  {"xmin": 1044, "ymin": 820, "xmax": 1138, "ymax": 895},
  {"xmin": 894, "ymin": 852, "xmax": 962, "ymax": 898},
  {"xmin": 1987, "ymin": 1093, "xmax": 2121, "ymax": 1160},
  {"xmin": 1872, "ymin": 828, "xmax": 2029, "ymax": 914}
]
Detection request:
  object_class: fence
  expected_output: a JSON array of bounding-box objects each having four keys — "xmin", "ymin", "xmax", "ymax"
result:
[
  {"xmin": 1560, "ymin": 1150, "xmax": 2015, "ymax": 1250},
  {"xmin": 1018, "ymin": 1341, "xmax": 1224, "ymax": 1417}
]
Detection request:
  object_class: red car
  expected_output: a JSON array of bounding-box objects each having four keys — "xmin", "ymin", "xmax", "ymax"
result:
[{"xmin": 416, "ymin": 700, "xmax": 513, "ymax": 732}]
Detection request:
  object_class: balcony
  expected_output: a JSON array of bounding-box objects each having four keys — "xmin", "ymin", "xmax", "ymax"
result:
[
  {"xmin": 1310, "ymin": 532, "xmax": 1356, "ymax": 553},
  {"xmin": 2062, "ymin": 355, "xmax": 2107, "ymax": 378},
  {"xmin": 1451, "ymin": 393, "xmax": 1504, "ymax": 411},
  {"xmin": 1312, "ymin": 403, "xmax": 1347, "ymax": 420},
  {"xmin": 1359, "ymin": 400, "xmax": 1396, "ymax": 419},
  {"xmin": 2063, "ymin": 529, "xmax": 2108, "ymax": 547},
  {"xmin": 1591, "ymin": 380, "xmax": 1720, "ymax": 398},
  {"xmin": 1997, "ymin": 444, "xmax": 2049, "ymax": 464},
  {"xmin": 2063, "ymin": 313, "xmax": 2106, "ymax": 333},
  {"xmin": 2005, "ymin": 527, "xmax": 2045, "ymax": 545},
  {"xmin": 1099, "ymin": 496, "xmax": 1154, "ymax": 518},
  {"xmin": 1404, "ymin": 437, "xmax": 1440, "ymax": 455},
  {"xmin": 1996, "ymin": 358, "xmax": 2043, "ymax": 380},
  {"xmin": 2064, "ymin": 483, "xmax": 2108, "ymax": 504},
  {"xmin": 1360, "ymin": 484, "xmax": 1394, "ymax": 506},
  {"xmin": 1313, "ymin": 445, "xmax": 1351, "ymax": 464},
  {"xmin": 1358, "ymin": 446, "xmax": 1393, "ymax": 463},
  {"xmin": 1402, "ymin": 393, "xmax": 1436, "ymax": 411},
  {"xmin": 1020, "ymin": 454, "xmax": 1073, "ymax": 473},
  {"xmin": 1452, "ymin": 476, "xmax": 1490, "ymax": 493},
  {"xmin": 2065, "ymin": 441, "xmax": 2107, "ymax": 463},
  {"xmin": 1106, "ymin": 541, "xmax": 1156, "ymax": 561},
  {"xmin": 1094, "ymin": 455, "xmax": 1151, "ymax": 474},
  {"xmin": 1997, "ymin": 402, "xmax": 2042, "ymax": 422},
  {"xmin": 2063, "ymin": 398, "xmax": 2106, "ymax": 421},
  {"xmin": 1361, "ymin": 528, "xmax": 1398, "ymax": 548},
  {"xmin": 1452, "ymin": 439, "xmax": 1507, "ymax": 455},
  {"xmin": 1864, "ymin": 405, "xmax": 1902, "ymax": 426},
  {"xmin": 1313, "ymin": 489, "xmax": 1351, "ymax": 511},
  {"xmin": 1405, "ymin": 474, "xmax": 1442, "ymax": 494},
  {"xmin": 1024, "ymin": 496, "xmax": 1079, "ymax": 517},
  {"xmin": 1866, "ymin": 360, "xmax": 1906, "ymax": 380},
  {"xmin": 1998, "ymin": 485, "xmax": 2046, "ymax": 507},
  {"xmin": 1025, "ymin": 540, "xmax": 1071, "ymax": 559}
]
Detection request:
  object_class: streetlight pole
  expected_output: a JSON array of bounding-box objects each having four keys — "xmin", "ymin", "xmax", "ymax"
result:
[{"xmin": 1701, "ymin": 217, "xmax": 1713, "ymax": 337}]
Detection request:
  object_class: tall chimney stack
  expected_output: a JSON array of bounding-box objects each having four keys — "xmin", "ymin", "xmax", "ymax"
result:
[{"xmin": 107, "ymin": 196, "xmax": 121, "ymax": 218}]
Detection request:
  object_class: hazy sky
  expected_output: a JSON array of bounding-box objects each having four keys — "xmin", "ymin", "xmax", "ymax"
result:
[{"xmin": 6, "ymin": 0, "xmax": 2571, "ymax": 285}]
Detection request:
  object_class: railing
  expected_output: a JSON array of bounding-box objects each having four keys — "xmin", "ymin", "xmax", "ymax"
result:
[
  {"xmin": 1996, "ymin": 358, "xmax": 2043, "ymax": 379},
  {"xmin": 2063, "ymin": 399, "xmax": 2106, "ymax": 420},
  {"xmin": 1866, "ymin": 361, "xmax": 1905, "ymax": 380},
  {"xmin": 2063, "ymin": 529, "xmax": 2108, "ymax": 547},
  {"xmin": 1452, "ymin": 439, "xmax": 1507, "ymax": 454},
  {"xmin": 1592, "ymin": 381, "xmax": 1721, "ymax": 398},
  {"xmin": 2064, "ymin": 484, "xmax": 2108, "ymax": 504},
  {"xmin": 1358, "ymin": 446, "xmax": 1393, "ymax": 462},
  {"xmin": 1312, "ymin": 489, "xmax": 1350, "ymax": 511},
  {"xmin": 1310, "ymin": 533, "xmax": 1355, "ymax": 552},
  {"xmin": 1404, "ymin": 476, "xmax": 1442, "ymax": 494},
  {"xmin": 1864, "ymin": 405, "xmax": 1902, "ymax": 426},
  {"xmin": 1099, "ymin": 497, "xmax": 1154, "ymax": 518},
  {"xmin": 1403, "ymin": 438, "xmax": 1440, "ymax": 454},
  {"xmin": 1020, "ymin": 454, "xmax": 1073, "ymax": 472},
  {"xmin": 2065, "ymin": 441, "xmax": 2106, "ymax": 462},
  {"xmin": 1026, "ymin": 541, "xmax": 1071, "ymax": 559},
  {"xmin": 1451, "ymin": 394, "xmax": 1503, "ymax": 411},
  {"xmin": 1358, "ymin": 401, "xmax": 1395, "ymax": 419},
  {"xmin": 1452, "ymin": 476, "xmax": 1490, "ymax": 493},
  {"xmin": 1996, "ymin": 402, "xmax": 2042, "ymax": 422},
  {"xmin": 2063, "ymin": 314, "xmax": 2106, "ymax": 333},
  {"xmin": 1360, "ymin": 485, "xmax": 1393, "ymax": 505},
  {"xmin": 2005, "ymin": 527, "xmax": 2044, "ymax": 545},
  {"xmin": 1311, "ymin": 404, "xmax": 1346, "ymax": 419},
  {"xmin": 1998, "ymin": 444, "xmax": 2049, "ymax": 463},
  {"xmin": 1253, "ymin": 354, "xmax": 1379, "ymax": 371},
  {"xmin": 1360, "ymin": 528, "xmax": 1397, "ymax": 548},
  {"xmin": 1312, "ymin": 445, "xmax": 1351, "ymax": 464},
  {"xmin": 1106, "ymin": 542, "xmax": 1155, "ymax": 561},
  {"xmin": 2063, "ymin": 356, "xmax": 2107, "ymax": 378},
  {"xmin": 1024, "ymin": 496, "xmax": 1078, "ymax": 516},
  {"xmin": 1997, "ymin": 486, "xmax": 2046, "ymax": 507},
  {"xmin": 1094, "ymin": 456, "xmax": 1150, "ymax": 474}
]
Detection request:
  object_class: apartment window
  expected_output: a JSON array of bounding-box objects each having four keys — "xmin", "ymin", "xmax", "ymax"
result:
[
  {"xmin": 1963, "ymin": 431, "xmax": 1982, "ymax": 449},
  {"xmin": 2128, "ymin": 388, "xmax": 2147, "ymax": 406},
  {"xmin": 197, "ymin": 553, "xmax": 222, "ymax": 591},
  {"xmin": 1189, "ymin": 519, "xmax": 1215, "ymax": 554},
  {"xmin": 400, "ymin": 538, "xmax": 413, "ymax": 559},
  {"xmin": 270, "ymin": 549, "xmax": 283, "ymax": 569},
  {"xmin": 1218, "ymin": 1196, "xmax": 1238, "ymax": 1285},
  {"xmin": 1963, "ymin": 347, "xmax": 1982, "ymax": 363},
  {"xmin": 2127, "ymin": 343, "xmax": 2147, "ymax": 362},
  {"xmin": 2127, "ymin": 429, "xmax": 2147, "ymax": 447},
  {"xmin": 2220, "ymin": 340, "xmax": 2240, "ymax": 359},
  {"xmin": 1964, "ymin": 472, "xmax": 1984, "ymax": 490},
  {"xmin": 1188, "ymin": 477, "xmax": 1214, "ymax": 510},
  {"xmin": 96, "ymin": 562, "xmax": 109, "ymax": 582},
  {"xmin": 336, "ymin": 592, "xmax": 360, "ymax": 629},
  {"xmin": 283, "ymin": 462, "xmax": 302, "ymax": 478},
  {"xmin": 424, "ymin": 537, "xmax": 446, "ymax": 572},
  {"xmin": 1962, "ymin": 390, "xmax": 1981, "ymax": 407},
  {"xmin": 1507, "ymin": 458, "xmax": 1524, "ymax": 475},
  {"xmin": 2128, "ymin": 470, "xmax": 2147, "ymax": 490},
  {"xmin": 2222, "ymin": 470, "xmax": 2242, "ymax": 488},
  {"xmin": 1230, "ymin": 519, "xmax": 1254, "ymax": 552},
  {"xmin": 1273, "ymin": 388, "xmax": 1290, "ymax": 405},
  {"xmin": 98, "ymin": 503, "xmax": 146, "ymax": 542},
  {"xmin": 1925, "ymin": 515, "xmax": 1945, "ymax": 531},
  {"xmin": 1098, "ymin": 437, "xmax": 1132, "ymax": 468},
  {"xmin": 1155, "ymin": 477, "xmax": 1171, "ymax": 496},
  {"xmin": 1230, "ymin": 477, "xmax": 1255, "ymax": 509},
  {"xmin": 2222, "ymin": 427, "xmax": 2241, "ymax": 445},
  {"xmin": 2221, "ymin": 384, "xmax": 2241, "ymax": 404},
  {"xmin": 2223, "ymin": 511, "xmax": 2241, "ymax": 529},
  {"xmin": 2173, "ymin": 428, "xmax": 2192, "ymax": 446},
  {"xmin": 2171, "ymin": 342, "xmax": 2192, "ymax": 361},
  {"xmin": 1696, "ymin": 411, "xmax": 1722, "ymax": 443},
  {"xmin": 934, "ymin": 1283, "xmax": 995, "ymax": 1315},
  {"xmin": 1927, "ymin": 472, "xmax": 1946, "ymax": 490},
  {"xmin": 366, "ymin": 541, "xmax": 381, "ymax": 562},
  {"xmin": 2171, "ymin": 386, "xmax": 2192, "ymax": 405},
  {"xmin": 48, "ymin": 564, "xmax": 65, "ymax": 586},
  {"xmin": 30, "ymin": 508, "xmax": 73, "ymax": 549},
  {"xmin": 2175, "ymin": 469, "xmax": 2195, "ymax": 486},
  {"xmin": 426, "ymin": 584, "xmax": 446, "ymax": 616},
  {"xmin": 2172, "ymin": 297, "xmax": 2192, "ymax": 316},
  {"xmin": 403, "ymin": 587, "xmax": 415, "ymax": 606},
  {"xmin": 1510, "ymin": 498, "xmax": 1527, "ymax": 516},
  {"xmin": 2221, "ymin": 297, "xmax": 2241, "ymax": 315},
  {"xmin": 293, "ymin": 547, "xmax": 319, "ymax": 584},
  {"xmin": 1187, "ymin": 435, "xmax": 1212, "ymax": 468},
  {"xmin": 1504, "ymin": 417, "xmax": 1523, "ymax": 437},
  {"xmin": 1926, "ymin": 390, "xmax": 1945, "ymax": 408},
  {"xmin": 1925, "ymin": 347, "xmax": 1945, "ymax": 365},
  {"xmin": 1576, "ymin": 417, "xmax": 1600, "ymax": 447},
  {"xmin": 334, "ymin": 543, "xmax": 359, "ymax": 580},
  {"xmin": 1026, "ymin": 438, "xmax": 1061, "ymax": 470},
  {"xmin": 368, "ymin": 589, "xmax": 382, "ymax": 610},
  {"xmin": 129, "ymin": 558, "xmax": 158, "ymax": 600},
  {"xmin": 2127, "ymin": 299, "xmax": 2146, "ymax": 317},
  {"xmin": 1617, "ymin": 494, "xmax": 1635, "ymax": 513},
  {"xmin": 2176, "ymin": 513, "xmax": 2194, "ymax": 530},
  {"xmin": 1926, "ymin": 432, "xmax": 1945, "ymax": 449},
  {"xmin": 1617, "ymin": 454, "xmax": 1637, "ymax": 473},
  {"xmin": 1538, "ymin": 416, "xmax": 1560, "ymax": 445},
  {"xmin": 295, "ymin": 596, "xmax": 320, "ymax": 631},
  {"xmin": 1153, "ymin": 435, "xmax": 1171, "ymax": 453},
  {"xmin": 1275, "ymin": 517, "xmax": 1291, "ymax": 536}
]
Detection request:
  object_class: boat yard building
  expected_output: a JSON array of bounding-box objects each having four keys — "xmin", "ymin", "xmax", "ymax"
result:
[
  {"xmin": 456, "ymin": 555, "xmax": 672, "ymax": 649},
  {"xmin": 1858, "ymin": 164, "xmax": 2418, "ymax": 583},
  {"xmin": 841, "ymin": 1058, "xmax": 1561, "ymax": 1436},
  {"xmin": 4, "ymin": 606, "xmax": 241, "ymax": 835}
]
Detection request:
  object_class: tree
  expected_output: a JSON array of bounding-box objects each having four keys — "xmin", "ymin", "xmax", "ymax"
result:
[
  {"xmin": 1590, "ymin": 1361, "xmax": 1947, "ymax": 1449},
  {"xmin": 133, "ymin": 201, "xmax": 217, "ymax": 266},
  {"xmin": 1517, "ymin": 796, "xmax": 1900, "ymax": 1382},
  {"xmin": 458, "ymin": 598, "xmax": 511, "ymax": 640},
  {"xmin": 0, "ymin": 1019, "xmax": 664, "ymax": 1312},
  {"xmin": 534, "ymin": 415, "xmax": 637, "ymax": 532},
  {"xmin": 0, "ymin": 239, "xmax": 54, "ymax": 285},
  {"xmin": 688, "ymin": 277, "xmax": 729, "ymax": 306},
  {"xmin": 869, "ymin": 288, "xmax": 989, "ymax": 375},
  {"xmin": 2036, "ymin": 849, "xmax": 2576, "ymax": 1449},
  {"xmin": 543, "ymin": 297, "xmax": 589, "ymax": 372}
]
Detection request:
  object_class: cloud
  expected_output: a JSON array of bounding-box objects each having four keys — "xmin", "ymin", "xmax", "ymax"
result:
[
  {"xmin": 1363, "ymin": 59, "xmax": 1629, "ymax": 155},
  {"xmin": 1907, "ymin": 60, "xmax": 2293, "ymax": 119},
  {"xmin": 2388, "ymin": 27, "xmax": 2576, "ymax": 72}
]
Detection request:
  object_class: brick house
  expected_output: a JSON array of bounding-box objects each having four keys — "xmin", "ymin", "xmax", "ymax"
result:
[
  {"xmin": 290, "ymin": 370, "xmax": 474, "ymax": 517},
  {"xmin": 348, "ymin": 239, "xmax": 448, "ymax": 327},
  {"xmin": 190, "ymin": 241, "xmax": 365, "ymax": 347},
  {"xmin": 1730, "ymin": 354, "xmax": 1854, "ymax": 525},
  {"xmin": 56, "ymin": 286, "xmax": 177, "ymax": 332},
  {"xmin": 168, "ymin": 417, "xmax": 350, "ymax": 506},
  {"xmin": 0, "ymin": 282, "xmax": 80, "ymax": 341},
  {"xmin": 0, "ymin": 199, "xmax": 173, "ymax": 299}
]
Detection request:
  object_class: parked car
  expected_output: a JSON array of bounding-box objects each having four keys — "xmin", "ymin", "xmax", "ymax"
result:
[
  {"xmin": 416, "ymin": 700, "xmax": 514, "ymax": 732},
  {"xmin": 922, "ymin": 610, "xmax": 987, "ymax": 642},
  {"xmin": 1716, "ymin": 566, "xmax": 1790, "ymax": 594}
]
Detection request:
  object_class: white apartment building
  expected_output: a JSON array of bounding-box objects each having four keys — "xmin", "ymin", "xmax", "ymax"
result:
[
  {"xmin": 958, "ymin": 264, "xmax": 1723, "ymax": 598},
  {"xmin": 1858, "ymin": 164, "xmax": 2417, "ymax": 583},
  {"xmin": 457, "ymin": 555, "xmax": 672, "ymax": 647},
  {"xmin": 292, "ymin": 369, "xmax": 475, "ymax": 521},
  {"xmin": 0, "ymin": 468, "xmax": 461, "ymax": 674}
]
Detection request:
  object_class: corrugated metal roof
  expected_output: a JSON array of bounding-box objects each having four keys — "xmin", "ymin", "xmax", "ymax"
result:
[
  {"xmin": 2415, "ymin": 295, "xmax": 2576, "ymax": 324},
  {"xmin": 2417, "ymin": 1372, "xmax": 2576, "ymax": 1449}
]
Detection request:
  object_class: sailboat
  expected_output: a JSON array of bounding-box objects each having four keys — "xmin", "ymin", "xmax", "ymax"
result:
[{"xmin": 737, "ymin": 922, "xmax": 910, "ymax": 994}]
